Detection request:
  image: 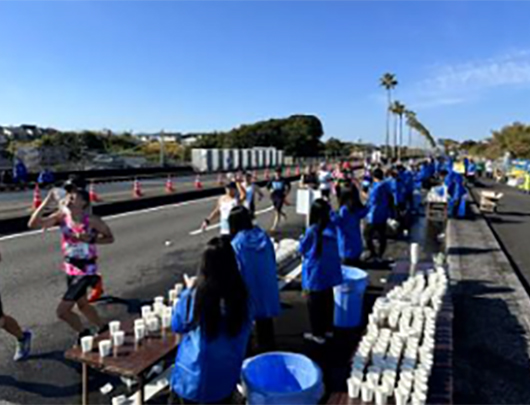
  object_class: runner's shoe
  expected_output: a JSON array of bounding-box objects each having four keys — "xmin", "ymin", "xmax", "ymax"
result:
[{"xmin": 13, "ymin": 330, "xmax": 32, "ymax": 361}]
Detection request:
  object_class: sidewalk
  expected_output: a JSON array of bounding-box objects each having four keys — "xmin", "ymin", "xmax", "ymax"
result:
[{"xmin": 447, "ymin": 203, "xmax": 530, "ymax": 403}]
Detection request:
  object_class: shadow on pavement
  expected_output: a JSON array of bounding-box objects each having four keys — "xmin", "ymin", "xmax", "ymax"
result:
[
  {"xmin": 453, "ymin": 280, "xmax": 530, "ymax": 404},
  {"xmin": 448, "ymin": 247, "xmax": 501, "ymax": 256}
]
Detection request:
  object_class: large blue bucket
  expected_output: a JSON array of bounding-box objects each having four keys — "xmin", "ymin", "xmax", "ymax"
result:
[
  {"xmin": 241, "ymin": 352, "xmax": 324, "ymax": 405},
  {"xmin": 333, "ymin": 266, "xmax": 368, "ymax": 328}
]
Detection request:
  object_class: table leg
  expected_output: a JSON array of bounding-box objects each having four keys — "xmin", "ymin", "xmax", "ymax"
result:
[
  {"xmin": 82, "ymin": 363, "xmax": 89, "ymax": 405},
  {"xmin": 137, "ymin": 375, "xmax": 145, "ymax": 405}
]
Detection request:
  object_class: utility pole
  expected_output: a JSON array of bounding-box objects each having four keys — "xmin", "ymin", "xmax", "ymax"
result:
[{"xmin": 159, "ymin": 130, "xmax": 166, "ymax": 167}]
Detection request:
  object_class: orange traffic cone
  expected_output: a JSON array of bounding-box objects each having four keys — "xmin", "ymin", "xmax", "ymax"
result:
[
  {"xmin": 217, "ymin": 173, "xmax": 224, "ymax": 186},
  {"xmin": 133, "ymin": 178, "xmax": 143, "ymax": 198},
  {"xmin": 32, "ymin": 183, "xmax": 42, "ymax": 210},
  {"xmin": 195, "ymin": 174, "xmax": 203, "ymax": 190},
  {"xmin": 286, "ymin": 167, "xmax": 291, "ymax": 176},
  {"xmin": 264, "ymin": 169, "xmax": 270, "ymax": 181},
  {"xmin": 295, "ymin": 166, "xmax": 300, "ymax": 176},
  {"xmin": 165, "ymin": 175, "xmax": 175, "ymax": 193},
  {"xmin": 89, "ymin": 182, "xmax": 102, "ymax": 203}
]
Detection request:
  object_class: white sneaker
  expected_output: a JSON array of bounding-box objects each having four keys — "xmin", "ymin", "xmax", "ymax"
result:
[{"xmin": 303, "ymin": 333, "xmax": 325, "ymax": 345}]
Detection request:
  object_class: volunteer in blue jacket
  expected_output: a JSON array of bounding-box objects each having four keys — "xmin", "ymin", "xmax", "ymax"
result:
[
  {"xmin": 364, "ymin": 168, "xmax": 394, "ymax": 261},
  {"xmin": 170, "ymin": 237, "xmax": 252, "ymax": 404},
  {"xmin": 299, "ymin": 199, "xmax": 343, "ymax": 345},
  {"xmin": 333, "ymin": 186, "xmax": 368, "ymax": 267},
  {"xmin": 229, "ymin": 206, "xmax": 280, "ymax": 351}
]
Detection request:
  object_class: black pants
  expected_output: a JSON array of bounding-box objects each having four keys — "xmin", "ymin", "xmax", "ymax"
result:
[
  {"xmin": 364, "ymin": 223, "xmax": 387, "ymax": 259},
  {"xmin": 307, "ymin": 289, "xmax": 334, "ymax": 338},
  {"xmin": 255, "ymin": 317, "xmax": 276, "ymax": 352}
]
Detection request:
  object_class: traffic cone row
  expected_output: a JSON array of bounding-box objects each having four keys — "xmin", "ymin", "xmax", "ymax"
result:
[
  {"xmin": 165, "ymin": 175, "xmax": 175, "ymax": 193},
  {"xmin": 89, "ymin": 182, "xmax": 102, "ymax": 203},
  {"xmin": 32, "ymin": 183, "xmax": 42, "ymax": 210},
  {"xmin": 133, "ymin": 178, "xmax": 143, "ymax": 198},
  {"xmin": 195, "ymin": 174, "xmax": 203, "ymax": 190}
]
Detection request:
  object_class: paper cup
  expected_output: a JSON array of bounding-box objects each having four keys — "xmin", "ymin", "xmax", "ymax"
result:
[
  {"xmin": 141, "ymin": 306, "xmax": 152, "ymax": 319},
  {"xmin": 147, "ymin": 316, "xmax": 159, "ymax": 333},
  {"xmin": 134, "ymin": 319, "xmax": 145, "ymax": 329},
  {"xmin": 411, "ymin": 243, "xmax": 420, "ymax": 265},
  {"xmin": 412, "ymin": 390, "xmax": 427, "ymax": 405},
  {"xmin": 375, "ymin": 386, "xmax": 388, "ymax": 405},
  {"xmin": 395, "ymin": 387, "xmax": 409, "ymax": 405},
  {"xmin": 361, "ymin": 383, "xmax": 374, "ymax": 403},
  {"xmin": 99, "ymin": 340, "xmax": 112, "ymax": 358},
  {"xmin": 154, "ymin": 296, "xmax": 164, "ymax": 305},
  {"xmin": 153, "ymin": 302, "xmax": 165, "ymax": 317},
  {"xmin": 81, "ymin": 336, "xmax": 94, "ymax": 354},
  {"xmin": 134, "ymin": 324, "xmax": 146, "ymax": 342},
  {"xmin": 109, "ymin": 321, "xmax": 121, "ymax": 335},
  {"xmin": 347, "ymin": 377, "xmax": 361, "ymax": 399},
  {"xmin": 112, "ymin": 330, "xmax": 125, "ymax": 347},
  {"xmin": 111, "ymin": 395, "xmax": 128, "ymax": 405},
  {"xmin": 168, "ymin": 289, "xmax": 178, "ymax": 303},
  {"xmin": 162, "ymin": 313, "xmax": 172, "ymax": 329}
]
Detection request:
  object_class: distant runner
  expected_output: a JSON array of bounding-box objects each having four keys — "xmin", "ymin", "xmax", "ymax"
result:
[
  {"xmin": 28, "ymin": 187, "xmax": 114, "ymax": 343},
  {"xmin": 0, "ymin": 249, "xmax": 32, "ymax": 361},
  {"xmin": 267, "ymin": 167, "xmax": 291, "ymax": 232},
  {"xmin": 242, "ymin": 172, "xmax": 263, "ymax": 218}
]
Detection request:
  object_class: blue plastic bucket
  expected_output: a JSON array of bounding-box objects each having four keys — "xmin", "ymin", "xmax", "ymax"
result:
[
  {"xmin": 241, "ymin": 352, "xmax": 324, "ymax": 405},
  {"xmin": 333, "ymin": 266, "xmax": 368, "ymax": 328}
]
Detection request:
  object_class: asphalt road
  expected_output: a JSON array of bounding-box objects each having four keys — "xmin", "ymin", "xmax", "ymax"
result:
[
  {"xmin": 470, "ymin": 178, "xmax": 530, "ymax": 292},
  {"xmin": 0, "ymin": 186, "xmax": 303, "ymax": 405}
]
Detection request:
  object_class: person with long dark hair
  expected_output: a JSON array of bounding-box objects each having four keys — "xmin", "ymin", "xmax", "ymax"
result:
[
  {"xmin": 229, "ymin": 206, "xmax": 280, "ymax": 351},
  {"xmin": 333, "ymin": 185, "xmax": 368, "ymax": 266},
  {"xmin": 299, "ymin": 199, "xmax": 342, "ymax": 345},
  {"xmin": 170, "ymin": 237, "xmax": 251, "ymax": 404}
]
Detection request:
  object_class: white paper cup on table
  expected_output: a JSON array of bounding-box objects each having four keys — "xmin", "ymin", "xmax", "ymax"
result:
[
  {"xmin": 361, "ymin": 382, "xmax": 375, "ymax": 403},
  {"xmin": 153, "ymin": 302, "xmax": 165, "ymax": 317},
  {"xmin": 81, "ymin": 336, "xmax": 94, "ymax": 354},
  {"xmin": 141, "ymin": 306, "xmax": 152, "ymax": 319},
  {"xmin": 347, "ymin": 377, "xmax": 361, "ymax": 399},
  {"xmin": 134, "ymin": 319, "xmax": 145, "ymax": 329},
  {"xmin": 168, "ymin": 289, "xmax": 178, "ymax": 303},
  {"xmin": 375, "ymin": 385, "xmax": 388, "ymax": 405},
  {"xmin": 414, "ymin": 380, "xmax": 428, "ymax": 395},
  {"xmin": 395, "ymin": 386, "xmax": 410, "ymax": 405},
  {"xmin": 174, "ymin": 283, "xmax": 184, "ymax": 296},
  {"xmin": 109, "ymin": 321, "xmax": 121, "ymax": 335},
  {"xmin": 412, "ymin": 390, "xmax": 427, "ymax": 405},
  {"xmin": 162, "ymin": 313, "xmax": 172, "ymax": 330},
  {"xmin": 112, "ymin": 330, "xmax": 125, "ymax": 347},
  {"xmin": 99, "ymin": 340, "xmax": 112, "ymax": 358},
  {"xmin": 154, "ymin": 296, "xmax": 164, "ymax": 305},
  {"xmin": 147, "ymin": 316, "xmax": 159, "ymax": 333},
  {"xmin": 134, "ymin": 324, "xmax": 146, "ymax": 343}
]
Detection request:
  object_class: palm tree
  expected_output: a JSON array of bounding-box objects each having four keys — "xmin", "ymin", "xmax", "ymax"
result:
[
  {"xmin": 405, "ymin": 109, "xmax": 416, "ymax": 157},
  {"xmin": 380, "ymin": 73, "xmax": 398, "ymax": 158},
  {"xmin": 389, "ymin": 100, "xmax": 405, "ymax": 160}
]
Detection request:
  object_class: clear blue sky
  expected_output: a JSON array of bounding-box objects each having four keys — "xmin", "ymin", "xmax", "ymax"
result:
[{"xmin": 1, "ymin": 1, "xmax": 529, "ymax": 145}]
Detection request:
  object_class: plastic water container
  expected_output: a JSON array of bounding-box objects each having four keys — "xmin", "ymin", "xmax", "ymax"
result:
[
  {"xmin": 242, "ymin": 352, "xmax": 324, "ymax": 405},
  {"xmin": 333, "ymin": 266, "xmax": 368, "ymax": 328}
]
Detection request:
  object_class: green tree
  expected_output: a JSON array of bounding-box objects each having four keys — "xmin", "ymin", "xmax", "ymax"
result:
[
  {"xmin": 380, "ymin": 73, "xmax": 398, "ymax": 158},
  {"xmin": 389, "ymin": 100, "xmax": 405, "ymax": 159}
]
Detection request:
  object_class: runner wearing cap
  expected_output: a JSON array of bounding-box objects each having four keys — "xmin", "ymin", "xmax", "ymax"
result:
[
  {"xmin": 267, "ymin": 167, "xmax": 291, "ymax": 232},
  {"xmin": 202, "ymin": 182, "xmax": 246, "ymax": 235},
  {"xmin": 0, "ymin": 249, "xmax": 32, "ymax": 361},
  {"xmin": 28, "ymin": 187, "xmax": 114, "ymax": 343}
]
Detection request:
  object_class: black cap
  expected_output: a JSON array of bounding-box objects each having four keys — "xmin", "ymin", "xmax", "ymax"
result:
[{"xmin": 225, "ymin": 181, "xmax": 237, "ymax": 190}]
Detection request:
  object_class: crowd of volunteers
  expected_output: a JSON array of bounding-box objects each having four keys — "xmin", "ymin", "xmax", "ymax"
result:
[{"xmin": 0, "ymin": 156, "xmax": 471, "ymax": 403}]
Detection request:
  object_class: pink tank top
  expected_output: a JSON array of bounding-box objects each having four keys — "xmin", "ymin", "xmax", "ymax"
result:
[{"xmin": 60, "ymin": 213, "xmax": 98, "ymax": 276}]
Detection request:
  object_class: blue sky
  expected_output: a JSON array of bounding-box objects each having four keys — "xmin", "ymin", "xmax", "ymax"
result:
[{"xmin": 1, "ymin": 1, "xmax": 529, "ymax": 145}]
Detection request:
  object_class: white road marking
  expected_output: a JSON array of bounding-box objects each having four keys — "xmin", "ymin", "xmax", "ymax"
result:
[
  {"xmin": 0, "ymin": 196, "xmax": 220, "ymax": 242},
  {"xmin": 188, "ymin": 206, "xmax": 275, "ymax": 236}
]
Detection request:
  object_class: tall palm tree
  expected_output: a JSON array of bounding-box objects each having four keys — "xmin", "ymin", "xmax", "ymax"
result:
[
  {"xmin": 380, "ymin": 73, "xmax": 398, "ymax": 158},
  {"xmin": 389, "ymin": 100, "xmax": 405, "ymax": 159},
  {"xmin": 404, "ymin": 109, "xmax": 416, "ymax": 157}
]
